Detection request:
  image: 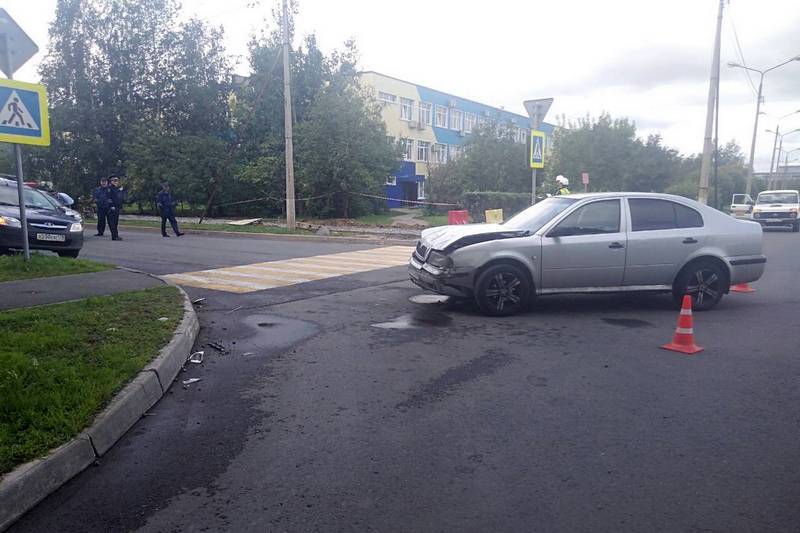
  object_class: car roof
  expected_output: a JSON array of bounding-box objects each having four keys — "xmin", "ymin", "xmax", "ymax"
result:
[
  {"xmin": 564, "ymin": 192, "xmax": 698, "ymax": 202},
  {"xmin": 756, "ymin": 189, "xmax": 799, "ymax": 194}
]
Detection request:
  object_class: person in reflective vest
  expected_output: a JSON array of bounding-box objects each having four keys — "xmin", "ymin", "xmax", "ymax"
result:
[{"xmin": 555, "ymin": 175, "xmax": 571, "ymax": 196}]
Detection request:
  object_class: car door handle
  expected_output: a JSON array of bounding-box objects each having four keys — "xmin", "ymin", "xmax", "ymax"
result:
[
  {"xmin": 682, "ymin": 238, "xmax": 698, "ymax": 244},
  {"xmin": 609, "ymin": 242, "xmax": 624, "ymax": 249}
]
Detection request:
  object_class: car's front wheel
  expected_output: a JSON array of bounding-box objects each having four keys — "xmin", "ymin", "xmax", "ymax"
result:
[
  {"xmin": 673, "ymin": 261, "xmax": 727, "ymax": 311},
  {"xmin": 58, "ymin": 250, "xmax": 80, "ymax": 258},
  {"xmin": 792, "ymin": 221, "xmax": 799, "ymax": 232},
  {"xmin": 474, "ymin": 263, "xmax": 531, "ymax": 316}
]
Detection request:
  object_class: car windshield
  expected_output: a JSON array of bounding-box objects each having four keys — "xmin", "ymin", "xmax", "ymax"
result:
[
  {"xmin": 756, "ymin": 192, "xmax": 799, "ymax": 205},
  {"xmin": 0, "ymin": 185, "xmax": 59, "ymax": 210},
  {"xmin": 503, "ymin": 197, "xmax": 578, "ymax": 232}
]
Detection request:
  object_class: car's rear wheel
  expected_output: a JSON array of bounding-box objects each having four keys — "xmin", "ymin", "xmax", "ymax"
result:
[
  {"xmin": 58, "ymin": 250, "xmax": 80, "ymax": 258},
  {"xmin": 673, "ymin": 261, "xmax": 727, "ymax": 311},
  {"xmin": 474, "ymin": 263, "xmax": 531, "ymax": 316}
]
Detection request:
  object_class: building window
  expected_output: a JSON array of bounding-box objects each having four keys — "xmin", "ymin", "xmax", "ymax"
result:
[
  {"xmin": 449, "ymin": 145, "xmax": 463, "ymax": 160},
  {"xmin": 386, "ymin": 176, "xmax": 397, "ymax": 186},
  {"xmin": 417, "ymin": 140, "xmax": 430, "ymax": 162},
  {"xmin": 476, "ymin": 115, "xmax": 487, "ymax": 130},
  {"xmin": 449, "ymin": 109, "xmax": 463, "ymax": 131},
  {"xmin": 401, "ymin": 138, "xmax": 414, "ymax": 161},
  {"xmin": 464, "ymin": 112, "xmax": 476, "ymax": 133},
  {"xmin": 378, "ymin": 91, "xmax": 397, "ymax": 103},
  {"xmin": 435, "ymin": 105, "xmax": 448, "ymax": 128},
  {"xmin": 419, "ymin": 102, "xmax": 432, "ymax": 126},
  {"xmin": 417, "ymin": 180, "xmax": 426, "ymax": 199},
  {"xmin": 400, "ymin": 97, "xmax": 414, "ymax": 121},
  {"xmin": 518, "ymin": 129, "xmax": 528, "ymax": 144},
  {"xmin": 432, "ymin": 143, "xmax": 447, "ymax": 163}
]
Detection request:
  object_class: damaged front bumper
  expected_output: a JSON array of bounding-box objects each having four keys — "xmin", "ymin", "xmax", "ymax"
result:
[{"xmin": 408, "ymin": 256, "xmax": 472, "ymax": 298}]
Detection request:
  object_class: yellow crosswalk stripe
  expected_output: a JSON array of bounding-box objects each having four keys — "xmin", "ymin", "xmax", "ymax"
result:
[{"xmin": 162, "ymin": 246, "xmax": 414, "ymax": 293}]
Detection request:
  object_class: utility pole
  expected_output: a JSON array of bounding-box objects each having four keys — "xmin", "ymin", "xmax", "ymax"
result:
[
  {"xmin": 698, "ymin": 0, "xmax": 724, "ymax": 204},
  {"xmin": 746, "ymin": 77, "xmax": 764, "ymax": 196},
  {"xmin": 768, "ymin": 125, "xmax": 779, "ymax": 176},
  {"xmin": 281, "ymin": 0, "xmax": 296, "ymax": 230},
  {"xmin": 713, "ymin": 63, "xmax": 720, "ymax": 210}
]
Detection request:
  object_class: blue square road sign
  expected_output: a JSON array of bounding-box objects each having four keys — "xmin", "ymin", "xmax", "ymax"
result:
[{"xmin": 0, "ymin": 79, "xmax": 49, "ymax": 146}]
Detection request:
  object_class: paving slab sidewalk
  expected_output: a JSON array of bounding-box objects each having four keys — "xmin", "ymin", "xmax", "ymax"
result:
[{"xmin": 0, "ymin": 268, "xmax": 163, "ymax": 311}]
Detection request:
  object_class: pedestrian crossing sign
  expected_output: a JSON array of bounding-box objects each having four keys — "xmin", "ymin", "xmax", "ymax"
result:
[
  {"xmin": 0, "ymin": 79, "xmax": 49, "ymax": 146},
  {"xmin": 530, "ymin": 130, "xmax": 545, "ymax": 169}
]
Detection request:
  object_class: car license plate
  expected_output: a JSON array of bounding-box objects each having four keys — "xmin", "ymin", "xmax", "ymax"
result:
[{"xmin": 36, "ymin": 233, "xmax": 66, "ymax": 242}]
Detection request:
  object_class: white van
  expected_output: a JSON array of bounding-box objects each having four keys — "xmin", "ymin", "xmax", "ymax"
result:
[{"xmin": 751, "ymin": 190, "xmax": 800, "ymax": 232}]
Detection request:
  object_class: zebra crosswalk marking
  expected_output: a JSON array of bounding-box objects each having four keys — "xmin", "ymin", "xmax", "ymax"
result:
[{"xmin": 162, "ymin": 245, "xmax": 415, "ymax": 293}]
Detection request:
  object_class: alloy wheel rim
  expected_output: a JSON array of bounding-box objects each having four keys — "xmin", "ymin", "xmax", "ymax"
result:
[
  {"xmin": 485, "ymin": 272, "xmax": 522, "ymax": 312},
  {"xmin": 686, "ymin": 269, "xmax": 720, "ymax": 306}
]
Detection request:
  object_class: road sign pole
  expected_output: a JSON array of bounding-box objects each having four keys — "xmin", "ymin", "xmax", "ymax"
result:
[
  {"xmin": 13, "ymin": 144, "xmax": 29, "ymax": 259},
  {"xmin": 530, "ymin": 111, "xmax": 540, "ymax": 205},
  {"xmin": 524, "ymin": 98, "xmax": 553, "ymax": 206},
  {"xmin": 2, "ymin": 36, "xmax": 29, "ymax": 259}
]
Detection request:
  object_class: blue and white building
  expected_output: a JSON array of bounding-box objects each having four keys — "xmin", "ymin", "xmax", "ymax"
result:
[{"xmin": 359, "ymin": 71, "xmax": 555, "ymax": 207}]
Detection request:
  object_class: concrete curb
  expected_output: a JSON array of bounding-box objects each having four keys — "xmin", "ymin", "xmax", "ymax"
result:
[
  {"xmin": 0, "ymin": 285, "xmax": 199, "ymax": 532},
  {"xmin": 118, "ymin": 223, "xmax": 418, "ymax": 245}
]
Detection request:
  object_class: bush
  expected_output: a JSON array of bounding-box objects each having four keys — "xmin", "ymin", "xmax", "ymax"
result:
[{"xmin": 462, "ymin": 191, "xmax": 531, "ymax": 222}]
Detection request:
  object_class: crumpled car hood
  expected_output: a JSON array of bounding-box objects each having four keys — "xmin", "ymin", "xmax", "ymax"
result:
[{"xmin": 421, "ymin": 223, "xmax": 529, "ymax": 251}]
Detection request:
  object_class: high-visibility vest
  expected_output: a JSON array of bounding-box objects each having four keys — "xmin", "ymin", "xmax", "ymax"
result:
[{"xmin": 557, "ymin": 187, "xmax": 571, "ymax": 196}]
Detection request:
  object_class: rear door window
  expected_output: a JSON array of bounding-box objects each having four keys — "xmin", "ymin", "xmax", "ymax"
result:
[
  {"xmin": 629, "ymin": 199, "xmax": 704, "ymax": 231},
  {"xmin": 675, "ymin": 204, "xmax": 703, "ymax": 228}
]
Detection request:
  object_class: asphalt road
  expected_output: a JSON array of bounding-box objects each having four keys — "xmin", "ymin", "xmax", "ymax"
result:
[{"xmin": 12, "ymin": 229, "xmax": 800, "ymax": 532}]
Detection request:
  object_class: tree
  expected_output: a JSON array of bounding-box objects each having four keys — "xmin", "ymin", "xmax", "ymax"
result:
[
  {"xmin": 38, "ymin": 0, "xmax": 231, "ymax": 200},
  {"xmin": 427, "ymin": 122, "xmax": 530, "ymax": 207},
  {"xmin": 295, "ymin": 64, "xmax": 397, "ymax": 218}
]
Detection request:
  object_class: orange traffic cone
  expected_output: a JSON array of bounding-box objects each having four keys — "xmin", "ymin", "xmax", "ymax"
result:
[
  {"xmin": 730, "ymin": 283, "xmax": 755, "ymax": 293},
  {"xmin": 661, "ymin": 295, "xmax": 703, "ymax": 355}
]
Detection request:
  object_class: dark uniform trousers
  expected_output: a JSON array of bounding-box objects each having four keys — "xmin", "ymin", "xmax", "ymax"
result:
[{"xmin": 161, "ymin": 208, "xmax": 180, "ymax": 236}]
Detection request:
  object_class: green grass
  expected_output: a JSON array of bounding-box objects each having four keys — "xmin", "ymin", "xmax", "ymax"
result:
[
  {"xmin": 353, "ymin": 213, "xmax": 398, "ymax": 226},
  {"xmin": 0, "ymin": 286, "xmax": 183, "ymax": 474},
  {"xmin": 0, "ymin": 254, "xmax": 111, "ymax": 283},
  {"xmin": 116, "ymin": 219, "xmax": 311, "ymax": 235}
]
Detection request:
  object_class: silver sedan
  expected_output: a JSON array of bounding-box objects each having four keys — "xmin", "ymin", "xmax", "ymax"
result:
[{"xmin": 409, "ymin": 193, "xmax": 766, "ymax": 316}]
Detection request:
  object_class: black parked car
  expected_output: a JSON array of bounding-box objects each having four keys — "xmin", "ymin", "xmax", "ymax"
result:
[{"xmin": 0, "ymin": 177, "xmax": 84, "ymax": 257}]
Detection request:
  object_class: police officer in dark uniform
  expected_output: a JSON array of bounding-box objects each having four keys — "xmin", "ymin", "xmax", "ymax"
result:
[
  {"xmin": 156, "ymin": 182, "xmax": 184, "ymax": 237},
  {"xmin": 107, "ymin": 175, "xmax": 124, "ymax": 241},
  {"xmin": 92, "ymin": 177, "xmax": 112, "ymax": 236}
]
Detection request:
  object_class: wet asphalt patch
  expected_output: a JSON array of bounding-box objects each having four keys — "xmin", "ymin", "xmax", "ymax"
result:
[
  {"xmin": 601, "ymin": 317, "xmax": 654, "ymax": 328},
  {"xmin": 396, "ymin": 349, "xmax": 515, "ymax": 410}
]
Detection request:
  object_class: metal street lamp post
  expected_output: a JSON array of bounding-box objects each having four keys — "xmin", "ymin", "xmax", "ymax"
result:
[
  {"xmin": 766, "ymin": 128, "xmax": 800, "ymax": 178},
  {"xmin": 728, "ymin": 55, "xmax": 800, "ymax": 195}
]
